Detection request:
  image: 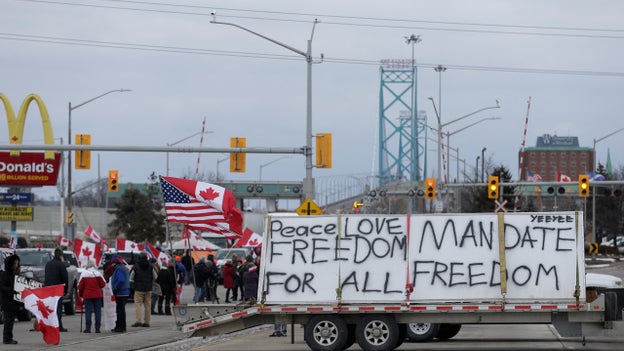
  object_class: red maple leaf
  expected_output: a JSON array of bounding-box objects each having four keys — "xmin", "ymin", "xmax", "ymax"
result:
[
  {"xmin": 249, "ymin": 238, "xmax": 259, "ymax": 246},
  {"xmin": 35, "ymin": 299, "xmax": 54, "ymax": 319},
  {"xmin": 199, "ymin": 187, "xmax": 219, "ymax": 201},
  {"xmin": 82, "ymin": 246, "xmax": 93, "ymax": 258}
]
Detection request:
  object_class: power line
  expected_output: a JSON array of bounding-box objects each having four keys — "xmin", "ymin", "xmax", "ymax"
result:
[
  {"xmin": 14, "ymin": 0, "xmax": 624, "ymax": 39},
  {"xmin": 2, "ymin": 32, "xmax": 623, "ymax": 78}
]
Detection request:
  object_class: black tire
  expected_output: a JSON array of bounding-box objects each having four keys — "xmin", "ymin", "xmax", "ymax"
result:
[
  {"xmin": 605, "ymin": 291, "xmax": 618, "ymax": 322},
  {"xmin": 343, "ymin": 324, "xmax": 356, "ymax": 350},
  {"xmin": 64, "ymin": 286, "xmax": 76, "ymax": 316},
  {"xmin": 355, "ymin": 314, "xmax": 399, "ymax": 351},
  {"xmin": 436, "ymin": 323, "xmax": 462, "ymax": 340},
  {"xmin": 304, "ymin": 315, "xmax": 349, "ymax": 351},
  {"xmin": 406, "ymin": 322, "xmax": 439, "ymax": 342},
  {"xmin": 395, "ymin": 323, "xmax": 407, "ymax": 349}
]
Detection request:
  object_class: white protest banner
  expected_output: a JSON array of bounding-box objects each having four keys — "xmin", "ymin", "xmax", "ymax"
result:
[{"xmin": 259, "ymin": 212, "xmax": 585, "ymax": 304}]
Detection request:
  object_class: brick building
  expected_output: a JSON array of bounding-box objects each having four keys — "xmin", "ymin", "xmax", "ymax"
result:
[{"xmin": 519, "ymin": 134, "xmax": 594, "ymax": 182}]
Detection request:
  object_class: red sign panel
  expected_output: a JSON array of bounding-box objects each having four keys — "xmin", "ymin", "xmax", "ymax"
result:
[{"xmin": 0, "ymin": 152, "xmax": 62, "ymax": 186}]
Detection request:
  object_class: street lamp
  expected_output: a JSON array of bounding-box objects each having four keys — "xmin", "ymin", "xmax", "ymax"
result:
[
  {"xmin": 445, "ymin": 117, "xmax": 501, "ymax": 183},
  {"xmin": 67, "ymin": 88, "xmax": 130, "ymax": 240},
  {"xmin": 259, "ymin": 156, "xmax": 292, "ymax": 181},
  {"xmin": 211, "ymin": 18, "xmax": 321, "ymax": 200},
  {"xmin": 591, "ymin": 127, "xmax": 624, "ymax": 243},
  {"xmin": 476, "ymin": 156, "xmax": 480, "ymax": 182},
  {"xmin": 216, "ymin": 156, "xmax": 228, "ymax": 181},
  {"xmin": 481, "ymin": 147, "xmax": 487, "ymax": 182},
  {"xmin": 428, "ymin": 97, "xmax": 500, "ymax": 184},
  {"xmin": 166, "ymin": 130, "xmax": 214, "ymax": 176}
]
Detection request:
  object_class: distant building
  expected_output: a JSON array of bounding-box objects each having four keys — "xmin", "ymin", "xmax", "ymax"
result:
[{"xmin": 519, "ymin": 134, "xmax": 594, "ymax": 181}]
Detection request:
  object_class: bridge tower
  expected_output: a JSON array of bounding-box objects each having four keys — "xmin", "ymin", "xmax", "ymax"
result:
[{"xmin": 377, "ymin": 59, "xmax": 427, "ymax": 187}]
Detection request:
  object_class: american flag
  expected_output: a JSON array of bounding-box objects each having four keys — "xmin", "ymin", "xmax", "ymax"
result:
[
  {"xmin": 527, "ymin": 171, "xmax": 542, "ymax": 182},
  {"xmin": 160, "ymin": 176, "xmax": 240, "ymax": 235}
]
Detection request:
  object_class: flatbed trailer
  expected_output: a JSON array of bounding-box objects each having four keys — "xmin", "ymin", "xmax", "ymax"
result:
[{"xmin": 174, "ymin": 212, "xmax": 622, "ymax": 351}]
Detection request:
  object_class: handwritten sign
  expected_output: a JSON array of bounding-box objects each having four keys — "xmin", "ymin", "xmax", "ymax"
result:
[
  {"xmin": 259, "ymin": 212, "xmax": 585, "ymax": 304},
  {"xmin": 13, "ymin": 275, "xmax": 43, "ymax": 302}
]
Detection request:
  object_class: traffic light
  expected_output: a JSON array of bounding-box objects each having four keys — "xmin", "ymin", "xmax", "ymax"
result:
[
  {"xmin": 488, "ymin": 175, "xmax": 499, "ymax": 199},
  {"xmin": 316, "ymin": 133, "xmax": 332, "ymax": 168},
  {"xmin": 75, "ymin": 134, "xmax": 91, "ymax": 170},
  {"xmin": 108, "ymin": 170, "xmax": 119, "ymax": 192},
  {"xmin": 229, "ymin": 137, "xmax": 246, "ymax": 173},
  {"xmin": 66, "ymin": 212, "xmax": 74, "ymax": 224},
  {"xmin": 578, "ymin": 174, "xmax": 589, "ymax": 197},
  {"xmin": 425, "ymin": 178, "xmax": 436, "ymax": 200}
]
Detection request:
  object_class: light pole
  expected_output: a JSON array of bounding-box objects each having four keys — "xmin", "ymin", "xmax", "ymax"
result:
[
  {"xmin": 166, "ymin": 130, "xmax": 214, "ymax": 176},
  {"xmin": 433, "ymin": 65, "xmax": 446, "ymax": 185},
  {"xmin": 259, "ymin": 156, "xmax": 292, "ymax": 181},
  {"xmin": 481, "ymin": 147, "xmax": 487, "ymax": 182},
  {"xmin": 428, "ymin": 98, "xmax": 500, "ymax": 183},
  {"xmin": 591, "ymin": 127, "xmax": 624, "ymax": 243},
  {"xmin": 445, "ymin": 117, "xmax": 501, "ymax": 182},
  {"xmin": 211, "ymin": 18, "xmax": 321, "ymax": 200},
  {"xmin": 67, "ymin": 89, "xmax": 130, "ymax": 240},
  {"xmin": 406, "ymin": 34, "xmax": 421, "ymax": 182},
  {"xmin": 216, "ymin": 156, "xmax": 228, "ymax": 181},
  {"xmin": 476, "ymin": 156, "xmax": 480, "ymax": 182}
]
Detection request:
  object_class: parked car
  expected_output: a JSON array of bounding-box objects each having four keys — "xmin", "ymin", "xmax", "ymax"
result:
[{"xmin": 16, "ymin": 248, "xmax": 81, "ymax": 315}]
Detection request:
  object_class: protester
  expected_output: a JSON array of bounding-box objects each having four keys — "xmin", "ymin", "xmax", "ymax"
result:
[
  {"xmin": 110, "ymin": 255, "xmax": 130, "ymax": 332},
  {"xmin": 205, "ymin": 255, "xmax": 219, "ymax": 303},
  {"xmin": 0, "ymin": 254, "xmax": 20, "ymax": 344},
  {"xmin": 149, "ymin": 258, "xmax": 161, "ymax": 314},
  {"xmin": 223, "ymin": 259, "xmax": 236, "ymax": 303},
  {"xmin": 233, "ymin": 257, "xmax": 244, "ymax": 301},
  {"xmin": 156, "ymin": 260, "xmax": 176, "ymax": 315},
  {"xmin": 130, "ymin": 252, "xmax": 156, "ymax": 327},
  {"xmin": 192, "ymin": 257, "xmax": 209, "ymax": 303},
  {"xmin": 181, "ymin": 250, "xmax": 194, "ymax": 285},
  {"xmin": 77, "ymin": 260, "xmax": 106, "ymax": 333},
  {"xmin": 243, "ymin": 263, "xmax": 259, "ymax": 302},
  {"xmin": 44, "ymin": 247, "xmax": 68, "ymax": 332}
]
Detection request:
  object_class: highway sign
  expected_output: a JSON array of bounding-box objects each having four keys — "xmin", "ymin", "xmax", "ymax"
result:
[
  {"xmin": 0, "ymin": 193, "xmax": 32, "ymax": 203},
  {"xmin": 589, "ymin": 242, "xmax": 599, "ymax": 254},
  {"xmin": 295, "ymin": 199, "xmax": 322, "ymax": 216},
  {"xmin": 0, "ymin": 206, "xmax": 34, "ymax": 221}
]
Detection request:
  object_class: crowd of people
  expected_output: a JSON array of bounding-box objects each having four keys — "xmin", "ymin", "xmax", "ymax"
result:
[{"xmin": 0, "ymin": 247, "xmax": 264, "ymax": 345}]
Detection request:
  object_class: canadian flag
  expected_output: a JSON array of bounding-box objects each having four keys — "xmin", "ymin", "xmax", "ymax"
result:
[
  {"xmin": 73, "ymin": 238, "xmax": 102, "ymax": 268},
  {"xmin": 557, "ymin": 172, "xmax": 573, "ymax": 182},
  {"xmin": 101, "ymin": 241, "xmax": 109, "ymax": 252},
  {"xmin": 58, "ymin": 236, "xmax": 72, "ymax": 248},
  {"xmin": 8, "ymin": 235, "xmax": 17, "ymax": 249},
  {"xmin": 116, "ymin": 238, "xmax": 144, "ymax": 252},
  {"xmin": 22, "ymin": 284, "xmax": 65, "ymax": 345},
  {"xmin": 84, "ymin": 225, "xmax": 102, "ymax": 243},
  {"xmin": 145, "ymin": 241, "xmax": 169, "ymax": 266},
  {"xmin": 235, "ymin": 227, "xmax": 263, "ymax": 248}
]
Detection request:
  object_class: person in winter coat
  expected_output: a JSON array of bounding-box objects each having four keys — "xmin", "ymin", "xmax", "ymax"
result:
[
  {"xmin": 149, "ymin": 258, "xmax": 161, "ymax": 314},
  {"xmin": 222, "ymin": 260, "xmax": 236, "ymax": 303},
  {"xmin": 181, "ymin": 250, "xmax": 194, "ymax": 285},
  {"xmin": 110, "ymin": 255, "xmax": 130, "ymax": 332},
  {"xmin": 77, "ymin": 260, "xmax": 106, "ymax": 333},
  {"xmin": 44, "ymin": 247, "xmax": 68, "ymax": 332},
  {"xmin": 130, "ymin": 253, "xmax": 156, "ymax": 327},
  {"xmin": 0, "ymin": 254, "xmax": 21, "ymax": 344},
  {"xmin": 243, "ymin": 264, "xmax": 259, "ymax": 302},
  {"xmin": 192, "ymin": 257, "xmax": 209, "ymax": 303},
  {"xmin": 156, "ymin": 261, "xmax": 176, "ymax": 315}
]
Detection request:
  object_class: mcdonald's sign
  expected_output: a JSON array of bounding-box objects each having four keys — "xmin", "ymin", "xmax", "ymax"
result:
[{"xmin": 0, "ymin": 93, "xmax": 61, "ymax": 186}]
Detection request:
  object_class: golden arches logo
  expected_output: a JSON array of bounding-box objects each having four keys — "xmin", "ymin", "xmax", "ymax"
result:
[{"xmin": 0, "ymin": 93, "xmax": 55, "ymax": 160}]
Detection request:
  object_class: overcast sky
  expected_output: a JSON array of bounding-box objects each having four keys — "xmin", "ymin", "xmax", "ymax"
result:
[{"xmin": 2, "ymin": 0, "xmax": 623, "ymax": 207}]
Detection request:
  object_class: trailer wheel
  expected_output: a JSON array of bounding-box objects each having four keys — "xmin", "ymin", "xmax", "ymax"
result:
[
  {"xmin": 605, "ymin": 291, "xmax": 618, "ymax": 321},
  {"xmin": 436, "ymin": 323, "xmax": 461, "ymax": 340},
  {"xmin": 406, "ymin": 322, "xmax": 439, "ymax": 342},
  {"xmin": 304, "ymin": 315, "xmax": 348, "ymax": 351},
  {"xmin": 342, "ymin": 324, "xmax": 356, "ymax": 350},
  {"xmin": 355, "ymin": 314, "xmax": 399, "ymax": 351},
  {"xmin": 395, "ymin": 323, "xmax": 407, "ymax": 349}
]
